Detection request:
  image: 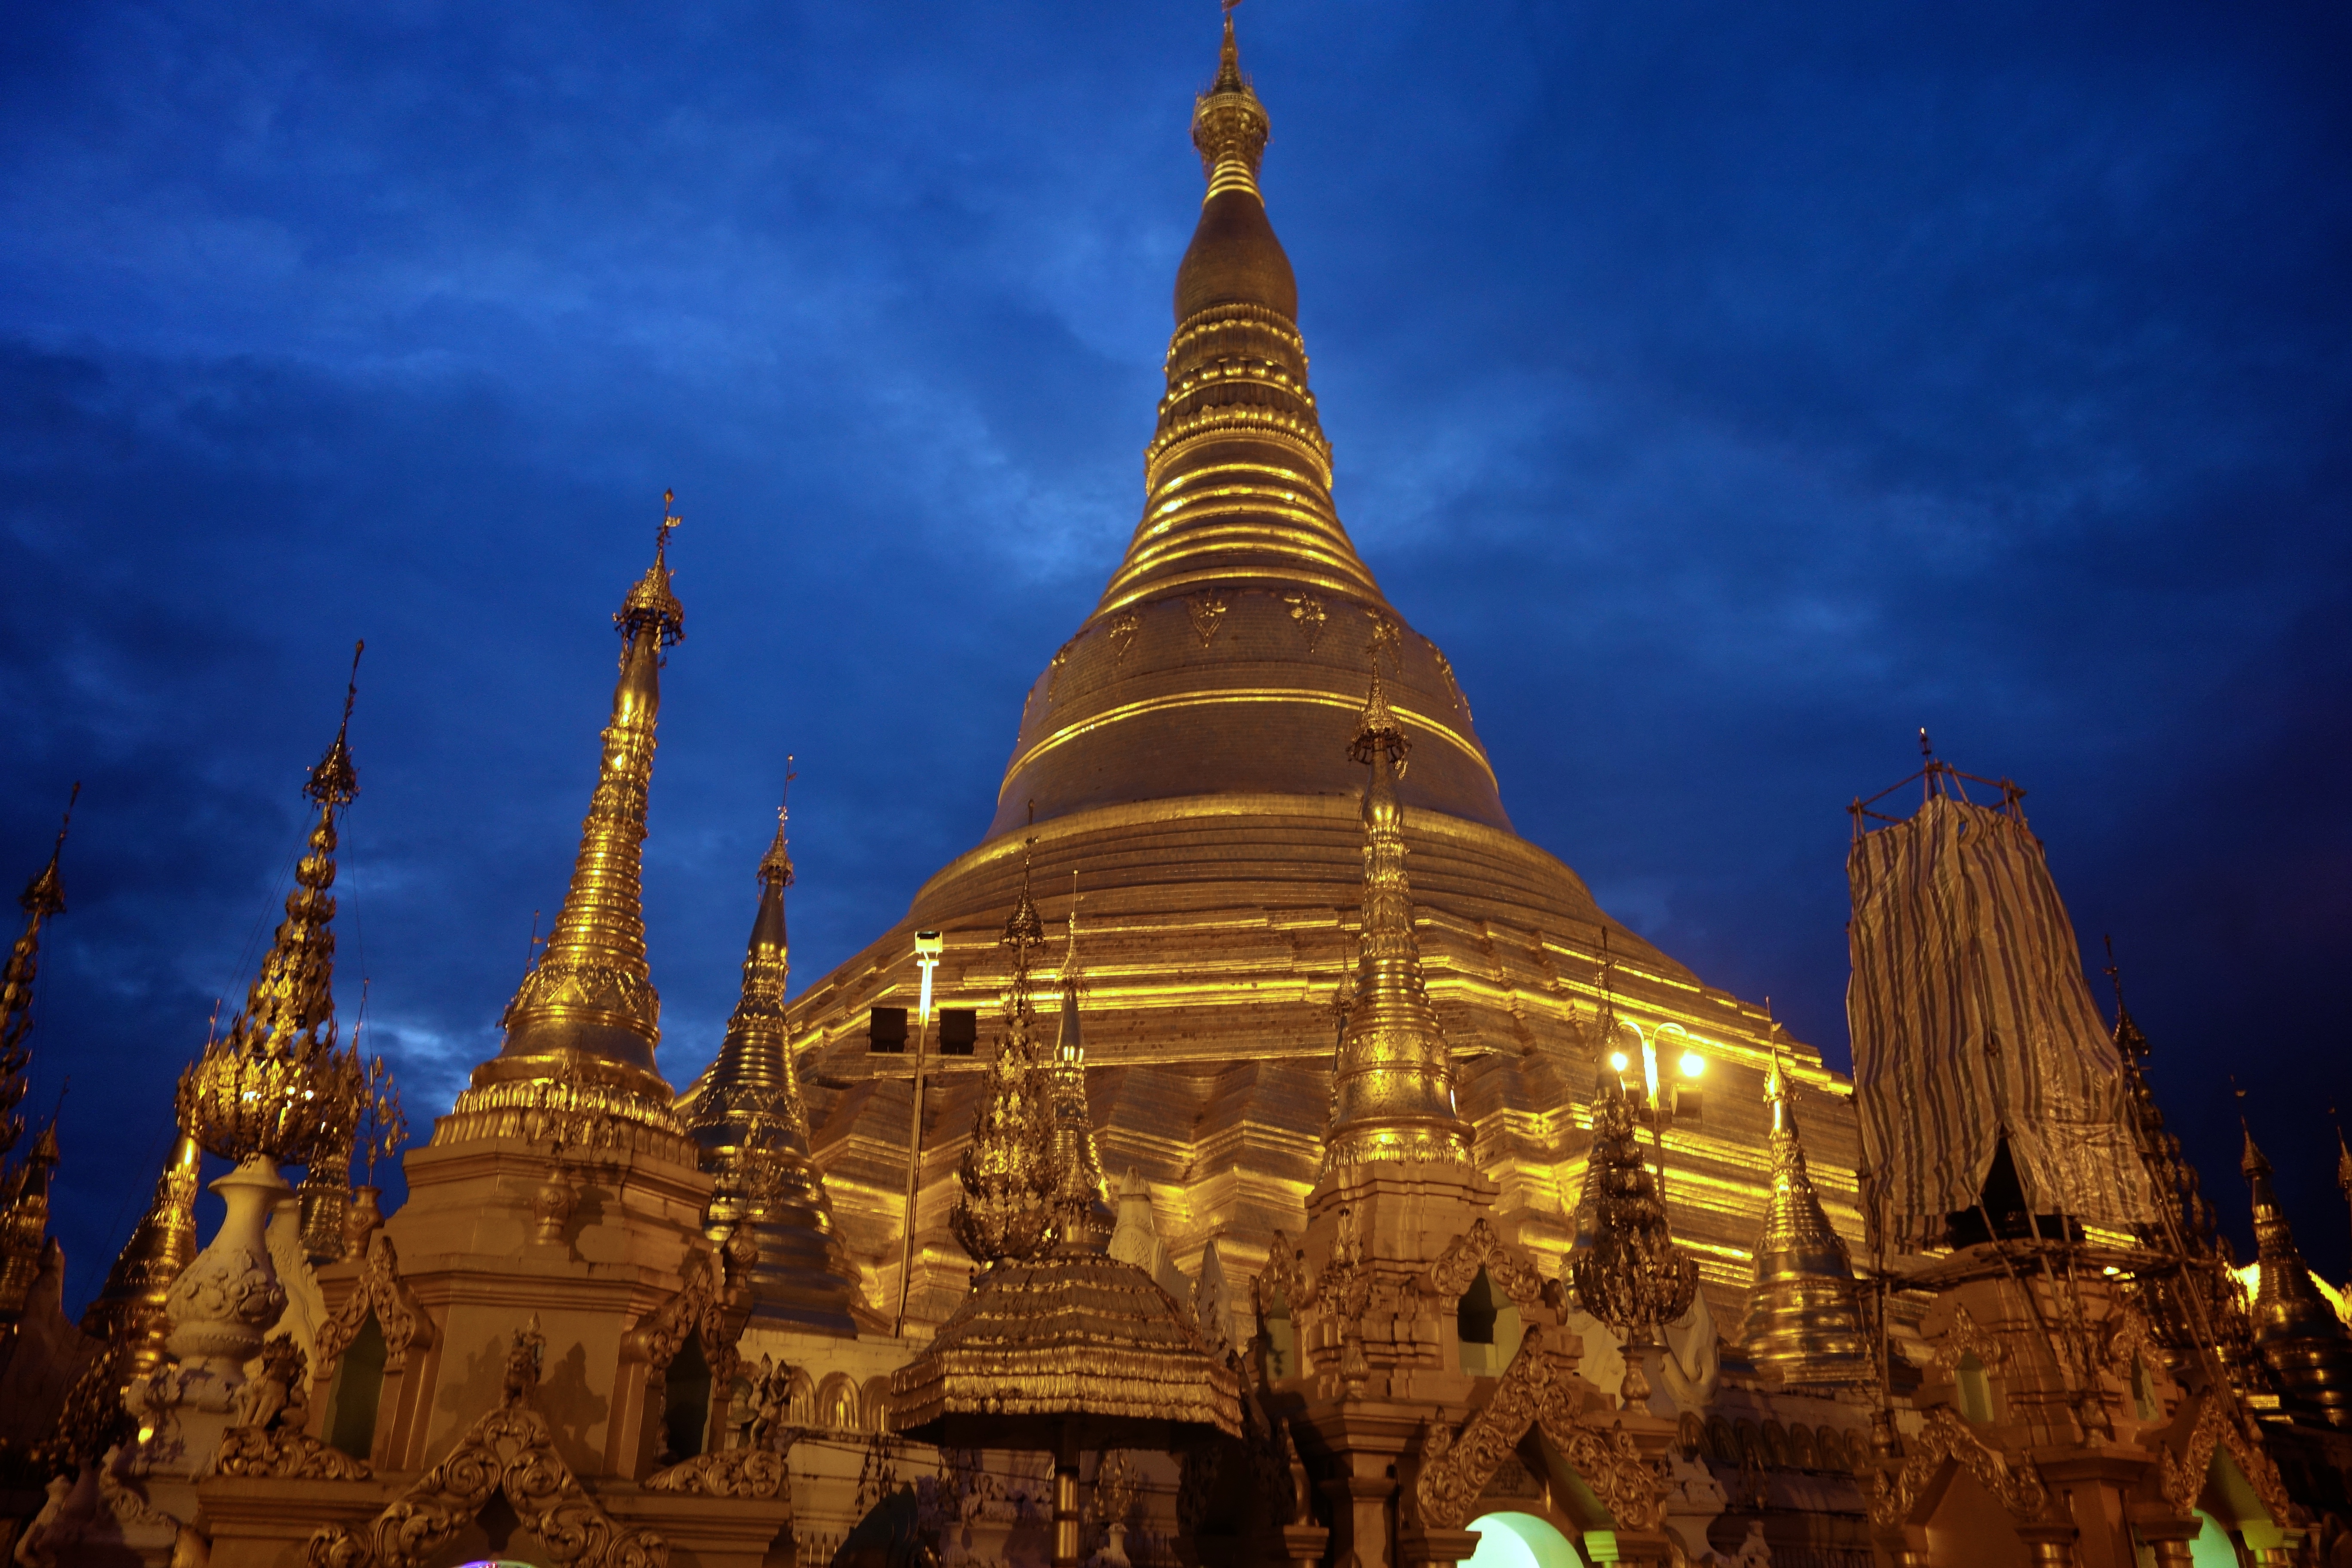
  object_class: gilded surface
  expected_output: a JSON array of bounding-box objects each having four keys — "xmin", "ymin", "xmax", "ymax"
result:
[
  {"xmin": 2240, "ymin": 1124, "xmax": 2352, "ymax": 1425},
  {"xmin": 461, "ymin": 507, "xmax": 685, "ymax": 1121},
  {"xmin": 1869, "ymin": 1404, "xmax": 2050, "ymax": 1528},
  {"xmin": 1412, "ymin": 1323, "xmax": 1661, "ymax": 1531},
  {"xmin": 1925, "ymin": 1302, "xmax": 2010, "ymax": 1375}
]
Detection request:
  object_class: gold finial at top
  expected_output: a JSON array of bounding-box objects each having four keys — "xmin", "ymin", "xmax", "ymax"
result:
[
  {"xmin": 761, "ymin": 758, "xmax": 796, "ymax": 889},
  {"xmin": 617, "ymin": 491, "xmax": 686, "ymax": 649},
  {"xmin": 0, "ymin": 784, "xmax": 76, "ymax": 1163},
  {"xmin": 1193, "ymin": 5, "xmax": 1269, "ymax": 197},
  {"xmin": 306, "ymin": 642, "xmax": 363, "ymax": 809}
]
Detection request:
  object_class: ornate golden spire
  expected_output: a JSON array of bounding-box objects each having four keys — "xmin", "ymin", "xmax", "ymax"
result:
[
  {"xmin": 1570, "ymin": 1063, "xmax": 1699, "ymax": 1402},
  {"xmin": 1193, "ymin": 8, "xmax": 1270, "ymax": 201},
  {"xmin": 460, "ymin": 499, "xmax": 686, "ymax": 1132},
  {"xmin": 80, "ymin": 1130, "xmax": 203, "ymax": 1380},
  {"xmin": 1323, "ymin": 670, "xmax": 1473, "ymax": 1172},
  {"xmin": 2240, "ymin": 1121, "xmax": 2352, "ymax": 1427},
  {"xmin": 949, "ymin": 845, "xmax": 1059, "ymax": 1267},
  {"xmin": 1738, "ymin": 1055, "xmax": 1870, "ymax": 1385},
  {"xmin": 1047, "ymin": 881, "xmax": 1112, "ymax": 1250},
  {"xmin": 0, "ymin": 1116, "xmax": 60, "ymax": 1323},
  {"xmin": 0, "ymin": 785, "xmax": 74, "ymax": 1161},
  {"xmin": 177, "ymin": 647, "xmax": 368, "ymax": 1167},
  {"xmin": 686, "ymin": 782, "xmax": 862, "ymax": 1331}
]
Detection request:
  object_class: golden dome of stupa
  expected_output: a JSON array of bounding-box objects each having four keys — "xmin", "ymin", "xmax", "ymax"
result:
[{"xmin": 785, "ymin": 15, "xmax": 1862, "ymax": 1333}]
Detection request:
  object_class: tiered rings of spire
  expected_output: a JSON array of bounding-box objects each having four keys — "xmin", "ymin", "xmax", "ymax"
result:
[
  {"xmin": 445, "ymin": 497, "xmax": 690, "ymax": 1153},
  {"xmin": 0, "ymin": 788, "xmax": 73, "ymax": 1161},
  {"xmin": 1738, "ymin": 1055, "xmax": 1871, "ymax": 1386}
]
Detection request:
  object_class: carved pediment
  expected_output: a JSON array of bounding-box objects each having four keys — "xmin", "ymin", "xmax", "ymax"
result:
[
  {"xmin": 620, "ymin": 1244, "xmax": 742, "ymax": 1386},
  {"xmin": 643, "ymin": 1448, "xmax": 788, "ymax": 1501},
  {"xmin": 1424, "ymin": 1218, "xmax": 1559, "ymax": 1317},
  {"xmin": 1870, "ymin": 1405, "xmax": 2049, "ymax": 1528},
  {"xmin": 306, "ymin": 1403, "xmax": 664, "ymax": 1568},
  {"xmin": 1924, "ymin": 1302, "xmax": 2009, "ymax": 1375},
  {"xmin": 2154, "ymin": 1393, "xmax": 2297, "ymax": 1526},
  {"xmin": 1412, "ymin": 1323, "xmax": 1662, "ymax": 1533},
  {"xmin": 314, "ymin": 1232, "xmax": 432, "ymax": 1378}
]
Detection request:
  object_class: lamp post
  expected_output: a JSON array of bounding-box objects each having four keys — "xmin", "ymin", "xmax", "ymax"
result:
[
  {"xmin": 1606, "ymin": 1019, "xmax": 1704, "ymax": 1207},
  {"xmin": 893, "ymin": 929, "xmax": 945, "ymax": 1338}
]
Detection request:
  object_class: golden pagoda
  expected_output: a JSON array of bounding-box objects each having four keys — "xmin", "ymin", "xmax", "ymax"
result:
[
  {"xmin": 0, "ymin": 791, "xmax": 72, "ymax": 1330},
  {"xmin": 787, "ymin": 5, "xmax": 1860, "ymax": 1338},
  {"xmin": 680, "ymin": 802, "xmax": 865, "ymax": 1332},
  {"xmin": 1736, "ymin": 1054, "xmax": 1869, "ymax": 1386},
  {"xmin": 2241, "ymin": 1121, "xmax": 2352, "ymax": 1428},
  {"xmin": 77, "ymin": 1133, "xmax": 203, "ymax": 1382},
  {"xmin": 447, "ymin": 500, "xmax": 687, "ymax": 1146}
]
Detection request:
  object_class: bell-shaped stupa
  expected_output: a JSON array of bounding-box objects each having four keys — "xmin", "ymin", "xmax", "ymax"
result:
[{"xmin": 788, "ymin": 13, "xmax": 1859, "ymax": 1331}]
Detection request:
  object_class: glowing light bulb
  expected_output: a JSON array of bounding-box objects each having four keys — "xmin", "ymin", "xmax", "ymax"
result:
[
  {"xmin": 1679, "ymin": 1050, "xmax": 1706, "ymax": 1079},
  {"xmin": 1608, "ymin": 1050, "xmax": 1630, "ymax": 1072}
]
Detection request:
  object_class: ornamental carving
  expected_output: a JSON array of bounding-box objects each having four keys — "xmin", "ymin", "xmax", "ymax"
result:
[
  {"xmin": 1925, "ymin": 1302, "xmax": 2010, "ymax": 1375},
  {"xmin": 1364, "ymin": 610, "xmax": 1401, "ymax": 671},
  {"xmin": 1106, "ymin": 611, "xmax": 1142, "ymax": 665},
  {"xmin": 314, "ymin": 1231, "xmax": 432, "ymax": 1379},
  {"xmin": 1186, "ymin": 591, "xmax": 1230, "ymax": 647},
  {"xmin": 215, "ymin": 1425, "xmax": 372, "ymax": 1481},
  {"xmin": 1424, "ymin": 1218, "xmax": 1559, "ymax": 1318},
  {"xmin": 643, "ymin": 1447, "xmax": 789, "ymax": 1500},
  {"xmin": 305, "ymin": 1403, "xmax": 665, "ymax": 1568},
  {"xmin": 1047, "ymin": 642, "xmax": 1074, "ymax": 704},
  {"xmin": 1868, "ymin": 1405, "xmax": 2049, "ymax": 1528},
  {"xmin": 1432, "ymin": 647, "xmax": 1473, "ymax": 719},
  {"xmin": 162, "ymin": 1240, "xmax": 285, "ymax": 1370},
  {"xmin": 2157, "ymin": 1393, "xmax": 2296, "ymax": 1525},
  {"xmin": 1280, "ymin": 593, "xmax": 1326, "ymax": 650},
  {"xmin": 1412, "ymin": 1324, "xmax": 1661, "ymax": 1532}
]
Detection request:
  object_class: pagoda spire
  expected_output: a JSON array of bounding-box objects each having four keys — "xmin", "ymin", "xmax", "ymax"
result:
[
  {"xmin": 685, "ymin": 783, "xmax": 862, "ymax": 1332},
  {"xmin": 176, "ymin": 646, "xmax": 368, "ymax": 1170},
  {"xmin": 2239, "ymin": 1120, "xmax": 2352, "ymax": 1427},
  {"xmin": 949, "ymin": 845, "xmax": 1059, "ymax": 1268},
  {"xmin": 1047, "ymin": 879, "xmax": 1111, "ymax": 1249},
  {"xmin": 1739, "ymin": 1054, "xmax": 1871, "ymax": 1385},
  {"xmin": 0, "ymin": 785, "xmax": 75, "ymax": 1161},
  {"xmin": 0, "ymin": 1115, "xmax": 61, "ymax": 1325},
  {"xmin": 1323, "ymin": 668, "xmax": 1472, "ymax": 1172},
  {"xmin": 462, "ymin": 498, "xmax": 685, "ymax": 1127},
  {"xmin": 80, "ymin": 1129, "xmax": 204, "ymax": 1381}
]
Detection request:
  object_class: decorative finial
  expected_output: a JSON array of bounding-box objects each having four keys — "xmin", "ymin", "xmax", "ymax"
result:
[
  {"xmin": 761, "ymin": 758, "xmax": 796, "ymax": 888},
  {"xmin": 305, "ymin": 641, "xmax": 363, "ymax": 809},
  {"xmin": 1918, "ymin": 726, "xmax": 1933, "ymax": 761},
  {"xmin": 618, "ymin": 492, "xmax": 686, "ymax": 649},
  {"xmin": 1193, "ymin": 2, "xmax": 1269, "ymax": 195}
]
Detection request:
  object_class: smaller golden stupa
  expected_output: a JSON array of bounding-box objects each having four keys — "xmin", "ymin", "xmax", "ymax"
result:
[
  {"xmin": 2242, "ymin": 1120, "xmax": 2352, "ymax": 1428},
  {"xmin": 1737, "ymin": 1054, "xmax": 1870, "ymax": 1386}
]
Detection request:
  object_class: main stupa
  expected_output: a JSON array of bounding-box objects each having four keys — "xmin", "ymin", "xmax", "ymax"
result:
[{"xmin": 784, "ymin": 15, "xmax": 1861, "ymax": 1332}]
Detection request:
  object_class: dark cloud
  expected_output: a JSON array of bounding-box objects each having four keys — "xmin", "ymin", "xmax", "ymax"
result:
[{"xmin": 4, "ymin": 0, "xmax": 2349, "ymax": 1304}]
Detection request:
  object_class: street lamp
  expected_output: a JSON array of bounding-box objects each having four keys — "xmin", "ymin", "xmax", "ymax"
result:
[
  {"xmin": 1607, "ymin": 1018, "xmax": 1704, "ymax": 1207},
  {"xmin": 893, "ymin": 929, "xmax": 945, "ymax": 1338}
]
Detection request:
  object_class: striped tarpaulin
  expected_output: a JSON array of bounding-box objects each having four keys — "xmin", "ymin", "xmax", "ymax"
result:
[{"xmin": 1847, "ymin": 795, "xmax": 2155, "ymax": 1250}]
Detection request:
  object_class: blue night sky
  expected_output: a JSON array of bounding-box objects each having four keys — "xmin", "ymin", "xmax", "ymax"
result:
[{"xmin": 3, "ymin": 1, "xmax": 2349, "ymax": 1308}]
